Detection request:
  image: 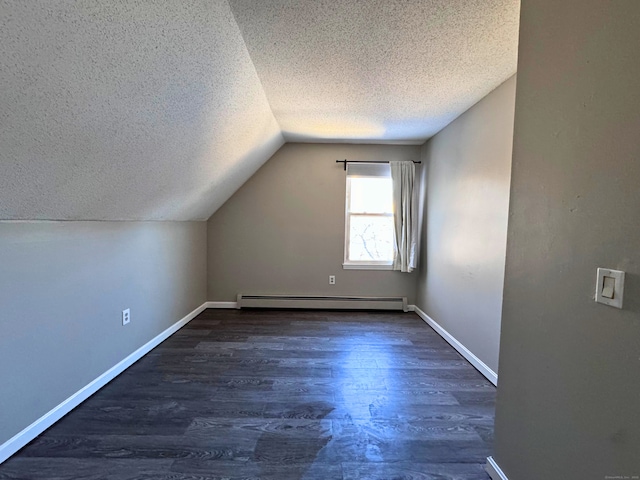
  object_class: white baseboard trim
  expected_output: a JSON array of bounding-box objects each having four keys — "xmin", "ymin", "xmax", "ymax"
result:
[
  {"xmin": 412, "ymin": 306, "xmax": 498, "ymax": 386},
  {"xmin": 486, "ymin": 456, "xmax": 509, "ymax": 480},
  {"xmin": 0, "ymin": 302, "xmax": 208, "ymax": 465},
  {"xmin": 406, "ymin": 304, "xmax": 416, "ymax": 312},
  {"xmin": 205, "ymin": 301, "xmax": 238, "ymax": 309}
]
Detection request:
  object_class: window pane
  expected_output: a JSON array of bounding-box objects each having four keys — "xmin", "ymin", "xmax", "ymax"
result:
[
  {"xmin": 348, "ymin": 215, "xmax": 395, "ymax": 262},
  {"xmin": 349, "ymin": 178, "xmax": 392, "ymax": 213}
]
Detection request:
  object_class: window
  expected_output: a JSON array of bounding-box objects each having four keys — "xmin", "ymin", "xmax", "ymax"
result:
[{"xmin": 344, "ymin": 163, "xmax": 395, "ymax": 269}]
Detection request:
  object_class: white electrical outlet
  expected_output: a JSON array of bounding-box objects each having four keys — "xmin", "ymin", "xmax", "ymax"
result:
[
  {"xmin": 122, "ymin": 308, "xmax": 131, "ymax": 326},
  {"xmin": 329, "ymin": 275, "xmax": 336, "ymax": 285}
]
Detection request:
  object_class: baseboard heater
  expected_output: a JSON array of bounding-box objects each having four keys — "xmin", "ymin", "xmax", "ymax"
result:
[{"xmin": 237, "ymin": 294, "xmax": 408, "ymax": 312}]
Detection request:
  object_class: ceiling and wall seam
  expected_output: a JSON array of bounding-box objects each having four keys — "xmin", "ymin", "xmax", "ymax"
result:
[{"xmin": 424, "ymin": 73, "xmax": 518, "ymax": 143}]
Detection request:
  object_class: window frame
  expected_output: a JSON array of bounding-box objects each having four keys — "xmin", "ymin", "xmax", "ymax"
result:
[{"xmin": 343, "ymin": 172, "xmax": 395, "ymax": 270}]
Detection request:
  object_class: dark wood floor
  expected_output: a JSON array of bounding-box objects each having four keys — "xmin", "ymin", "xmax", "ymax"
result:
[{"xmin": 0, "ymin": 310, "xmax": 495, "ymax": 480}]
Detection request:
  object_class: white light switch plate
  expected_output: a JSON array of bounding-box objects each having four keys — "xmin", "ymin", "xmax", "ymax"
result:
[{"xmin": 595, "ymin": 268, "xmax": 625, "ymax": 309}]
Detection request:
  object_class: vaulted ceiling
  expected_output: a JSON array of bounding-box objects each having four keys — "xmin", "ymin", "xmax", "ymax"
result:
[{"xmin": 0, "ymin": 0, "xmax": 520, "ymax": 221}]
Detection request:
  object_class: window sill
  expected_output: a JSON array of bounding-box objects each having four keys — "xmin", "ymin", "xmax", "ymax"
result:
[{"xmin": 343, "ymin": 263, "xmax": 394, "ymax": 271}]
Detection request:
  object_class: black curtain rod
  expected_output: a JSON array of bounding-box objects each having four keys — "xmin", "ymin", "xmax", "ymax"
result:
[{"xmin": 336, "ymin": 159, "xmax": 422, "ymax": 171}]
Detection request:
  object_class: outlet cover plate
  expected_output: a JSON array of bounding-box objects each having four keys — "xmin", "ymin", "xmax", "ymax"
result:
[{"xmin": 122, "ymin": 308, "xmax": 131, "ymax": 325}]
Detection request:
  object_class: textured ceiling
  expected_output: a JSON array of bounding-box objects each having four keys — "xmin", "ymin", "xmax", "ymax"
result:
[
  {"xmin": 0, "ymin": 0, "xmax": 283, "ymax": 220},
  {"xmin": 229, "ymin": 0, "xmax": 520, "ymax": 143},
  {"xmin": 1, "ymin": 0, "xmax": 519, "ymax": 221}
]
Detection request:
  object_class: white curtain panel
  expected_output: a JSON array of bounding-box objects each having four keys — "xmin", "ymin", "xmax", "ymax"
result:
[{"xmin": 390, "ymin": 160, "xmax": 418, "ymax": 272}]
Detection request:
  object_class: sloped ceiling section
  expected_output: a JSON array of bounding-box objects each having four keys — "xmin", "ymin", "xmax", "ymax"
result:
[
  {"xmin": 229, "ymin": 0, "xmax": 520, "ymax": 143},
  {"xmin": 0, "ymin": 0, "xmax": 284, "ymax": 221}
]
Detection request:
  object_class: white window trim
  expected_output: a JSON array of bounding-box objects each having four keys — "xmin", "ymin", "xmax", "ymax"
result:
[
  {"xmin": 342, "ymin": 262, "xmax": 393, "ymax": 270},
  {"xmin": 343, "ymin": 172, "xmax": 395, "ymax": 269}
]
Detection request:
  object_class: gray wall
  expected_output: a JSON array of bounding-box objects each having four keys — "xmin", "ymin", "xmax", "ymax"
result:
[
  {"xmin": 207, "ymin": 143, "xmax": 420, "ymax": 303},
  {"xmin": 493, "ymin": 1, "xmax": 640, "ymax": 478},
  {"xmin": 415, "ymin": 76, "xmax": 516, "ymax": 374},
  {"xmin": 0, "ymin": 221, "xmax": 207, "ymax": 445}
]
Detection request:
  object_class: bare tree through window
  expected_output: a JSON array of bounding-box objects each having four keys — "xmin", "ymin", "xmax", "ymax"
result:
[{"xmin": 345, "ymin": 175, "xmax": 394, "ymax": 264}]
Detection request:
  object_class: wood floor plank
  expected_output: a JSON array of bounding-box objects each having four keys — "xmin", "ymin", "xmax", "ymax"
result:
[{"xmin": 0, "ymin": 310, "xmax": 494, "ymax": 479}]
